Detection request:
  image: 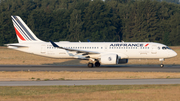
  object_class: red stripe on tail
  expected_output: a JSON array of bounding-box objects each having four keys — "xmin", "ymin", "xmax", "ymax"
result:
[{"xmin": 14, "ymin": 27, "xmax": 25, "ymax": 41}]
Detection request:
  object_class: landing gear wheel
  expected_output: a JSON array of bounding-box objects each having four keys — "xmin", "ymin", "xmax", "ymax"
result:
[
  {"xmin": 160, "ymin": 64, "xmax": 164, "ymax": 68},
  {"xmin": 159, "ymin": 58, "xmax": 164, "ymax": 68},
  {"xmin": 88, "ymin": 63, "xmax": 94, "ymax": 68},
  {"xmin": 95, "ymin": 62, "xmax": 100, "ymax": 67}
]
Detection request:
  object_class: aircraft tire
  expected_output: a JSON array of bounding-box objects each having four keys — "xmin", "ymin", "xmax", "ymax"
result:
[
  {"xmin": 88, "ymin": 63, "xmax": 94, "ymax": 68},
  {"xmin": 95, "ymin": 62, "xmax": 100, "ymax": 67},
  {"xmin": 160, "ymin": 64, "xmax": 164, "ymax": 68}
]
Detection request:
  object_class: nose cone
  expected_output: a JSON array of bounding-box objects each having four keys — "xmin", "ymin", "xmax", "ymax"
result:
[{"xmin": 169, "ymin": 50, "xmax": 177, "ymax": 57}]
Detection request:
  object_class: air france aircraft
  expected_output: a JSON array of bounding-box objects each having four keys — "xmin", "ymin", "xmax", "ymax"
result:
[{"xmin": 6, "ymin": 16, "xmax": 177, "ymax": 68}]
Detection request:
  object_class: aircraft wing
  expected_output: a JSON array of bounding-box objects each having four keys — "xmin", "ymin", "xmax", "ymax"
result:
[{"xmin": 50, "ymin": 40, "xmax": 100, "ymax": 55}]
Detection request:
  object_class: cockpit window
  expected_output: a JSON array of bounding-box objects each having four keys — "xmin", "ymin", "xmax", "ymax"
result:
[
  {"xmin": 162, "ymin": 46, "xmax": 171, "ymax": 50},
  {"xmin": 162, "ymin": 47, "xmax": 166, "ymax": 50}
]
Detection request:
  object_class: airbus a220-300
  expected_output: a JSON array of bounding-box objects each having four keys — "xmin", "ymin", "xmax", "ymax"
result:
[{"xmin": 6, "ymin": 16, "xmax": 177, "ymax": 68}]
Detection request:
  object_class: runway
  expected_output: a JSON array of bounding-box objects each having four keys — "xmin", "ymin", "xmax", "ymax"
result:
[
  {"xmin": 0, "ymin": 64, "xmax": 180, "ymax": 72},
  {"xmin": 0, "ymin": 65, "xmax": 180, "ymax": 86},
  {"xmin": 0, "ymin": 79, "xmax": 180, "ymax": 86}
]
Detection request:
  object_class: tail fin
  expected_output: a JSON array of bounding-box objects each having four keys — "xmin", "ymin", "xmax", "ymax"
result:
[{"xmin": 11, "ymin": 16, "xmax": 43, "ymax": 43}]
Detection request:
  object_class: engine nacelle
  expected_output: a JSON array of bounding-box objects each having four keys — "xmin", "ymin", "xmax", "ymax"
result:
[
  {"xmin": 100, "ymin": 54, "xmax": 128, "ymax": 64},
  {"xmin": 100, "ymin": 54, "xmax": 118, "ymax": 64}
]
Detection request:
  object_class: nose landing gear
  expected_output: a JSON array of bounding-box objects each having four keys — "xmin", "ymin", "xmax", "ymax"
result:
[
  {"xmin": 160, "ymin": 64, "xmax": 164, "ymax": 68},
  {"xmin": 159, "ymin": 58, "xmax": 164, "ymax": 68}
]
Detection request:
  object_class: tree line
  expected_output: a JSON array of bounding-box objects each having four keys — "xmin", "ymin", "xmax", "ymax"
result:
[{"xmin": 0, "ymin": 0, "xmax": 180, "ymax": 46}]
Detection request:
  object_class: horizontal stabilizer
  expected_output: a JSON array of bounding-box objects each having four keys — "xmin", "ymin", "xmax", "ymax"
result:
[{"xmin": 5, "ymin": 44, "xmax": 28, "ymax": 48}]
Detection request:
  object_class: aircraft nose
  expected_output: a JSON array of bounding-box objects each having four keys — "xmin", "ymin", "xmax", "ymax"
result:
[{"xmin": 169, "ymin": 51, "xmax": 177, "ymax": 57}]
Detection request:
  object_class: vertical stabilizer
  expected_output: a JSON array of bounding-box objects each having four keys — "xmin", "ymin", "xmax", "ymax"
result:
[{"xmin": 11, "ymin": 16, "xmax": 43, "ymax": 43}]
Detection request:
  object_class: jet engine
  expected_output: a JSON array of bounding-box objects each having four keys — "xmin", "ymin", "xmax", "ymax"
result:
[
  {"xmin": 100, "ymin": 54, "xmax": 128, "ymax": 64},
  {"xmin": 101, "ymin": 54, "xmax": 118, "ymax": 64}
]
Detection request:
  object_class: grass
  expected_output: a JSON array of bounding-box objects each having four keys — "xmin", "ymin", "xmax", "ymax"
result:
[
  {"xmin": 0, "ymin": 85, "xmax": 180, "ymax": 101},
  {"xmin": 0, "ymin": 71, "xmax": 180, "ymax": 81}
]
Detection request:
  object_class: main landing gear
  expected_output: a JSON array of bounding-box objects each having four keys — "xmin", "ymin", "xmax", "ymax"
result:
[
  {"xmin": 88, "ymin": 63, "xmax": 94, "ymax": 68},
  {"xmin": 88, "ymin": 61, "xmax": 101, "ymax": 68},
  {"xmin": 159, "ymin": 58, "xmax": 164, "ymax": 68}
]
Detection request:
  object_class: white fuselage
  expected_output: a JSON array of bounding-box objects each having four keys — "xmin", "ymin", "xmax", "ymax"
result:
[{"xmin": 8, "ymin": 41, "xmax": 177, "ymax": 60}]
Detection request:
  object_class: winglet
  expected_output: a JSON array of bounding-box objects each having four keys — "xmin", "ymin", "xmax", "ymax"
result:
[{"xmin": 49, "ymin": 40, "xmax": 59, "ymax": 47}]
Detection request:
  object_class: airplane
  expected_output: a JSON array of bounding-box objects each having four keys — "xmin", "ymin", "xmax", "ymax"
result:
[{"xmin": 6, "ymin": 16, "xmax": 177, "ymax": 68}]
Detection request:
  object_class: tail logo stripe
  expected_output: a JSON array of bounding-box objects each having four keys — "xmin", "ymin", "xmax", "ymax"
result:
[
  {"xmin": 12, "ymin": 17, "xmax": 32, "ymax": 40},
  {"xmin": 12, "ymin": 18, "xmax": 31, "ymax": 41},
  {"xmin": 13, "ymin": 16, "xmax": 36, "ymax": 41},
  {"xmin": 11, "ymin": 15, "xmax": 43, "ymax": 43},
  {"xmin": 13, "ymin": 20, "xmax": 31, "ymax": 41},
  {"xmin": 14, "ymin": 27, "xmax": 26, "ymax": 41}
]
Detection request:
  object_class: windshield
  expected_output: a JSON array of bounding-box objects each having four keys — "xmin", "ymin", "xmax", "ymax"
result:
[{"xmin": 162, "ymin": 46, "xmax": 171, "ymax": 50}]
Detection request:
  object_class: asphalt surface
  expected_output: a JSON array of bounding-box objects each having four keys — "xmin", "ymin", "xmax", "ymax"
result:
[
  {"xmin": 0, "ymin": 64, "xmax": 180, "ymax": 72},
  {"xmin": 0, "ymin": 65, "xmax": 180, "ymax": 86},
  {"xmin": 0, "ymin": 79, "xmax": 180, "ymax": 86}
]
